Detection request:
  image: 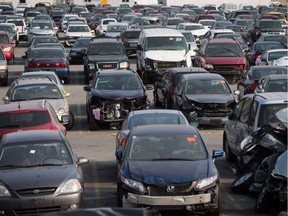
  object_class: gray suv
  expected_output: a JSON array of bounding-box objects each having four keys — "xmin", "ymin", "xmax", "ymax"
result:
[{"xmin": 223, "ymin": 92, "xmax": 287, "ymax": 163}]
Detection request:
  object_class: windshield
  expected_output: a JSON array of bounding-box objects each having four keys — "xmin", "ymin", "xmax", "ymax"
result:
[
  {"xmin": 31, "ymin": 22, "xmax": 52, "ymax": 30},
  {"xmin": 206, "ymin": 43, "xmax": 243, "ymax": 57},
  {"xmin": 182, "ymin": 32, "xmax": 195, "ymax": 42},
  {"xmin": 258, "ymin": 104, "xmax": 288, "ymax": 127},
  {"xmin": 106, "ymin": 25, "xmax": 126, "ymax": 32},
  {"xmin": 268, "ymin": 51, "xmax": 287, "ymax": 61},
  {"xmin": 267, "ymin": 80, "xmax": 287, "ymax": 92},
  {"xmin": 88, "ymin": 43, "xmax": 125, "ymax": 55},
  {"xmin": 252, "ymin": 67, "xmax": 288, "ymax": 80},
  {"xmin": 184, "ymin": 79, "xmax": 231, "ymax": 94},
  {"xmin": 185, "ymin": 25, "xmax": 204, "ymax": 30},
  {"xmin": 259, "ymin": 21, "xmax": 282, "ymax": 29},
  {"xmin": 12, "ymin": 84, "xmax": 63, "ymax": 101},
  {"xmin": 95, "ymin": 75, "xmax": 142, "ymax": 90},
  {"xmin": 0, "ymin": 26, "xmax": 13, "ymax": 34},
  {"xmin": 0, "ymin": 142, "xmax": 72, "ymax": 167},
  {"xmin": 74, "ymin": 39, "xmax": 90, "ymax": 48},
  {"xmin": 127, "ymin": 134, "xmax": 207, "ymax": 161},
  {"xmin": 144, "ymin": 36, "xmax": 187, "ymax": 51}
]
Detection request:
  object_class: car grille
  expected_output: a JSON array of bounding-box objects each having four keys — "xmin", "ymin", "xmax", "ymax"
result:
[
  {"xmin": 198, "ymin": 103, "xmax": 230, "ymax": 117},
  {"xmin": 155, "ymin": 61, "xmax": 181, "ymax": 69},
  {"xmin": 97, "ymin": 62, "xmax": 118, "ymax": 70},
  {"xmin": 14, "ymin": 206, "xmax": 61, "ymax": 215},
  {"xmin": 148, "ymin": 182, "xmax": 195, "ymax": 196},
  {"xmin": 17, "ymin": 187, "xmax": 57, "ymax": 196},
  {"xmin": 213, "ymin": 65, "xmax": 237, "ymax": 71}
]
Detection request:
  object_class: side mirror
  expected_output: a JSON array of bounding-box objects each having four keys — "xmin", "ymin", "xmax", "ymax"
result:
[
  {"xmin": 233, "ymin": 90, "xmax": 240, "ymax": 95},
  {"xmin": 77, "ymin": 157, "xmax": 89, "ymax": 165},
  {"xmin": 145, "ymin": 84, "xmax": 154, "ymax": 90},
  {"xmin": 212, "ymin": 149, "xmax": 223, "ymax": 159},
  {"xmin": 64, "ymin": 92, "xmax": 71, "ymax": 97},
  {"xmin": 83, "ymin": 85, "xmax": 91, "ymax": 91},
  {"xmin": 80, "ymin": 49, "xmax": 87, "ymax": 56},
  {"xmin": 115, "ymin": 149, "xmax": 123, "ymax": 161},
  {"xmin": 136, "ymin": 44, "xmax": 143, "ymax": 51},
  {"xmin": 2, "ymin": 96, "xmax": 9, "ymax": 102},
  {"xmin": 61, "ymin": 115, "xmax": 70, "ymax": 124}
]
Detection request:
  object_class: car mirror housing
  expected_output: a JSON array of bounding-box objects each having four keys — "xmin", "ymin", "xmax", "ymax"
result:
[
  {"xmin": 145, "ymin": 84, "xmax": 154, "ymax": 90},
  {"xmin": 61, "ymin": 115, "xmax": 70, "ymax": 124},
  {"xmin": 83, "ymin": 85, "xmax": 91, "ymax": 92},
  {"xmin": 80, "ymin": 49, "xmax": 87, "ymax": 56},
  {"xmin": 77, "ymin": 157, "xmax": 89, "ymax": 165},
  {"xmin": 115, "ymin": 149, "xmax": 123, "ymax": 162},
  {"xmin": 137, "ymin": 44, "xmax": 143, "ymax": 51},
  {"xmin": 2, "ymin": 96, "xmax": 9, "ymax": 102},
  {"xmin": 212, "ymin": 149, "xmax": 223, "ymax": 159}
]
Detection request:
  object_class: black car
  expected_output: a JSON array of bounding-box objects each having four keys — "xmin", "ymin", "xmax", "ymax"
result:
[
  {"xmin": 69, "ymin": 37, "xmax": 92, "ymax": 64},
  {"xmin": 171, "ymin": 73, "xmax": 238, "ymax": 126},
  {"xmin": 116, "ymin": 124, "xmax": 223, "ymax": 214},
  {"xmin": 120, "ymin": 28, "xmax": 141, "ymax": 56},
  {"xmin": 83, "ymin": 37, "xmax": 130, "ymax": 84},
  {"xmin": 153, "ymin": 67, "xmax": 208, "ymax": 109},
  {"xmin": 237, "ymin": 66, "xmax": 288, "ymax": 98},
  {"xmin": 0, "ymin": 130, "xmax": 89, "ymax": 215},
  {"xmin": 83, "ymin": 69, "xmax": 152, "ymax": 130},
  {"xmin": 246, "ymin": 41, "xmax": 287, "ymax": 66}
]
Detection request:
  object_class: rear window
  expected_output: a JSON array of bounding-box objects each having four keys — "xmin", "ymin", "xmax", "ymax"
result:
[
  {"xmin": 252, "ymin": 67, "xmax": 288, "ymax": 80},
  {"xmin": 103, "ymin": 20, "xmax": 116, "ymax": 25},
  {"xmin": 123, "ymin": 31, "xmax": 140, "ymax": 39},
  {"xmin": 0, "ymin": 110, "xmax": 50, "ymax": 128},
  {"xmin": 7, "ymin": 20, "xmax": 24, "ymax": 26}
]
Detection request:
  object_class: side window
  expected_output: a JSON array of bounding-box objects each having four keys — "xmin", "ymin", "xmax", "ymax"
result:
[
  {"xmin": 231, "ymin": 99, "xmax": 245, "ymax": 120},
  {"xmin": 175, "ymin": 77, "xmax": 184, "ymax": 94},
  {"xmin": 240, "ymin": 97, "xmax": 252, "ymax": 123},
  {"xmin": 249, "ymin": 100, "xmax": 258, "ymax": 126}
]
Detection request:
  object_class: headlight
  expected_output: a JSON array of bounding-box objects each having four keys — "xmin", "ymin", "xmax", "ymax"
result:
[
  {"xmin": 3, "ymin": 47, "xmax": 11, "ymax": 52},
  {"xmin": 195, "ymin": 175, "xmax": 217, "ymax": 190},
  {"xmin": 0, "ymin": 185, "xmax": 11, "ymax": 197},
  {"xmin": 121, "ymin": 176, "xmax": 145, "ymax": 193},
  {"xmin": 87, "ymin": 63, "xmax": 95, "ymax": 70},
  {"xmin": 204, "ymin": 64, "xmax": 214, "ymax": 69},
  {"xmin": 240, "ymin": 135, "xmax": 253, "ymax": 150},
  {"xmin": 0, "ymin": 65, "xmax": 7, "ymax": 70},
  {"xmin": 119, "ymin": 61, "xmax": 129, "ymax": 69},
  {"xmin": 60, "ymin": 179, "xmax": 82, "ymax": 194},
  {"xmin": 57, "ymin": 107, "xmax": 65, "ymax": 114}
]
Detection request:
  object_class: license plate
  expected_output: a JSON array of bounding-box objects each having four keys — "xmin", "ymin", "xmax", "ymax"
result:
[
  {"xmin": 210, "ymin": 119, "xmax": 222, "ymax": 125},
  {"xmin": 102, "ymin": 64, "xmax": 112, "ymax": 69},
  {"xmin": 130, "ymin": 43, "xmax": 137, "ymax": 47}
]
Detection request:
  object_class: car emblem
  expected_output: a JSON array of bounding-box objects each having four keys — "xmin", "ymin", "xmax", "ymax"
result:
[
  {"xmin": 166, "ymin": 185, "xmax": 175, "ymax": 193},
  {"xmin": 33, "ymin": 189, "xmax": 40, "ymax": 194},
  {"xmin": 47, "ymin": 64, "xmax": 50, "ymax": 66}
]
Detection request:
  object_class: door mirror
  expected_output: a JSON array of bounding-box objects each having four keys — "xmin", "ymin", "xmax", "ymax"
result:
[
  {"xmin": 115, "ymin": 149, "xmax": 123, "ymax": 161},
  {"xmin": 136, "ymin": 44, "xmax": 143, "ymax": 51},
  {"xmin": 212, "ymin": 149, "xmax": 223, "ymax": 159}
]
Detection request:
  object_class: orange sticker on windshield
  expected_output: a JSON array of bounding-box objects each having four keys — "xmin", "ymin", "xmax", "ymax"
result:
[
  {"xmin": 52, "ymin": 89, "xmax": 58, "ymax": 92},
  {"xmin": 187, "ymin": 137, "xmax": 196, "ymax": 142},
  {"xmin": 220, "ymin": 80, "xmax": 225, "ymax": 83}
]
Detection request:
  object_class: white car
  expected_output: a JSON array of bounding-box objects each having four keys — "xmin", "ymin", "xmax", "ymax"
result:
[
  {"xmin": 60, "ymin": 14, "xmax": 79, "ymax": 32},
  {"xmin": 64, "ymin": 23, "xmax": 94, "ymax": 47},
  {"xmin": 105, "ymin": 22, "xmax": 128, "ymax": 38},
  {"xmin": 255, "ymin": 49, "xmax": 288, "ymax": 66},
  {"xmin": 95, "ymin": 18, "xmax": 117, "ymax": 37},
  {"xmin": 176, "ymin": 23, "xmax": 208, "ymax": 42}
]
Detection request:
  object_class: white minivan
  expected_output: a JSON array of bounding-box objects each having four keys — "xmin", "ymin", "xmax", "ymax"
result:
[{"xmin": 136, "ymin": 28, "xmax": 192, "ymax": 84}]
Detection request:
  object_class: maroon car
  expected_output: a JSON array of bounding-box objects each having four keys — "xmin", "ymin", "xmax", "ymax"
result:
[
  {"xmin": 194, "ymin": 38, "xmax": 248, "ymax": 83},
  {"xmin": 0, "ymin": 30, "xmax": 15, "ymax": 64}
]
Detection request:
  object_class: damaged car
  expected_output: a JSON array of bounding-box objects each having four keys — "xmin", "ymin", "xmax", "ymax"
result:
[
  {"xmin": 171, "ymin": 73, "xmax": 239, "ymax": 127},
  {"xmin": 83, "ymin": 69, "xmax": 152, "ymax": 130},
  {"xmin": 116, "ymin": 124, "xmax": 223, "ymax": 215}
]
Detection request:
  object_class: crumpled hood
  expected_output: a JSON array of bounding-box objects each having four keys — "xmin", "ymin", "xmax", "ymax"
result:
[
  {"xmin": 91, "ymin": 89, "xmax": 145, "ymax": 100},
  {"xmin": 127, "ymin": 160, "xmax": 212, "ymax": 184},
  {"xmin": 205, "ymin": 57, "xmax": 246, "ymax": 65},
  {"xmin": 0, "ymin": 165, "xmax": 76, "ymax": 190},
  {"xmin": 185, "ymin": 94, "xmax": 234, "ymax": 103},
  {"xmin": 145, "ymin": 50, "xmax": 187, "ymax": 62}
]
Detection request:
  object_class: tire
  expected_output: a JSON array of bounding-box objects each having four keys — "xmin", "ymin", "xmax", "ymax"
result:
[
  {"xmin": 231, "ymin": 171, "xmax": 254, "ymax": 194},
  {"xmin": 65, "ymin": 111, "xmax": 74, "ymax": 131},
  {"xmin": 223, "ymin": 136, "xmax": 236, "ymax": 163},
  {"xmin": 84, "ymin": 73, "xmax": 90, "ymax": 85},
  {"xmin": 1, "ymin": 76, "xmax": 8, "ymax": 86},
  {"xmin": 88, "ymin": 111, "xmax": 99, "ymax": 130},
  {"xmin": 117, "ymin": 183, "xmax": 123, "ymax": 207},
  {"xmin": 255, "ymin": 184, "xmax": 271, "ymax": 213}
]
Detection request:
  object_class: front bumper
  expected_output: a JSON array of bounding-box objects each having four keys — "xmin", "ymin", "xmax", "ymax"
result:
[
  {"xmin": 126, "ymin": 192, "xmax": 211, "ymax": 206},
  {"xmin": 4, "ymin": 52, "xmax": 13, "ymax": 61},
  {"xmin": 0, "ymin": 192, "xmax": 83, "ymax": 215},
  {"xmin": 189, "ymin": 115, "xmax": 228, "ymax": 126}
]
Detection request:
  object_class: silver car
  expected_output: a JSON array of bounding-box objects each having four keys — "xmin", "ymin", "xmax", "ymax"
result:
[{"xmin": 27, "ymin": 20, "xmax": 56, "ymax": 44}]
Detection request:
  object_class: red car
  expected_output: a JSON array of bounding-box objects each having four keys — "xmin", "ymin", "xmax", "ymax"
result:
[
  {"xmin": 194, "ymin": 38, "xmax": 248, "ymax": 83},
  {"xmin": 0, "ymin": 30, "xmax": 15, "ymax": 64},
  {"xmin": 0, "ymin": 100, "xmax": 67, "ymax": 139}
]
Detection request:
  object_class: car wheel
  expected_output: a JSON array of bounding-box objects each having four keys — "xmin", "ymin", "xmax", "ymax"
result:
[
  {"xmin": 84, "ymin": 74, "xmax": 90, "ymax": 85},
  {"xmin": 1, "ymin": 76, "xmax": 8, "ymax": 86},
  {"xmin": 255, "ymin": 184, "xmax": 271, "ymax": 213},
  {"xmin": 224, "ymin": 136, "xmax": 236, "ymax": 163},
  {"xmin": 65, "ymin": 111, "xmax": 74, "ymax": 130},
  {"xmin": 89, "ymin": 112, "xmax": 99, "ymax": 130},
  {"xmin": 231, "ymin": 171, "xmax": 254, "ymax": 194},
  {"xmin": 117, "ymin": 183, "xmax": 123, "ymax": 207}
]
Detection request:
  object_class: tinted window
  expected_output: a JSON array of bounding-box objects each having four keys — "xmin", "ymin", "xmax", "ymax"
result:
[
  {"xmin": 185, "ymin": 79, "xmax": 231, "ymax": 94},
  {"xmin": 89, "ymin": 43, "xmax": 125, "ymax": 55},
  {"xmin": 0, "ymin": 110, "xmax": 50, "ymax": 128},
  {"xmin": 145, "ymin": 37, "xmax": 187, "ymax": 51},
  {"xmin": 123, "ymin": 31, "xmax": 140, "ymax": 39},
  {"xmin": 232, "ymin": 99, "xmax": 245, "ymax": 120},
  {"xmin": 29, "ymin": 49, "xmax": 64, "ymax": 58},
  {"xmin": 268, "ymin": 80, "xmax": 287, "ymax": 92},
  {"xmin": 127, "ymin": 134, "xmax": 207, "ymax": 161},
  {"xmin": 258, "ymin": 104, "xmax": 287, "ymax": 127},
  {"xmin": 240, "ymin": 98, "xmax": 252, "ymax": 123},
  {"xmin": 74, "ymin": 39, "xmax": 90, "ymax": 48},
  {"xmin": 252, "ymin": 67, "xmax": 288, "ymax": 80},
  {"xmin": 7, "ymin": 20, "xmax": 23, "ymax": 26},
  {"xmin": 182, "ymin": 32, "xmax": 195, "ymax": 42},
  {"xmin": 206, "ymin": 43, "xmax": 243, "ymax": 57}
]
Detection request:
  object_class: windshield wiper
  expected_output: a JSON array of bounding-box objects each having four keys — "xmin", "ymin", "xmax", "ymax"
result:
[
  {"xmin": 0, "ymin": 164, "xmax": 26, "ymax": 169},
  {"xmin": 152, "ymin": 158, "xmax": 194, "ymax": 161},
  {"xmin": 0, "ymin": 124, "xmax": 21, "ymax": 128}
]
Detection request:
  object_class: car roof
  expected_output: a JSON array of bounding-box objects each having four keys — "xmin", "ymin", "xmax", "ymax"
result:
[
  {"xmin": 129, "ymin": 109, "xmax": 185, "ymax": 116},
  {"xmin": 0, "ymin": 100, "xmax": 48, "ymax": 112},
  {"xmin": 246, "ymin": 92, "xmax": 288, "ymax": 103},
  {"xmin": 12, "ymin": 77, "xmax": 56, "ymax": 85},
  {"xmin": 142, "ymin": 28, "xmax": 184, "ymax": 37},
  {"xmin": 21, "ymin": 71, "xmax": 58, "ymax": 76},
  {"xmin": 264, "ymin": 74, "xmax": 288, "ymax": 80},
  {"xmin": 130, "ymin": 124, "xmax": 199, "ymax": 136},
  {"xmin": 95, "ymin": 69, "xmax": 137, "ymax": 76},
  {"xmin": 167, "ymin": 67, "xmax": 208, "ymax": 74},
  {"xmin": 1, "ymin": 130, "xmax": 63, "ymax": 144},
  {"xmin": 207, "ymin": 38, "xmax": 239, "ymax": 44},
  {"xmin": 181, "ymin": 73, "xmax": 225, "ymax": 80},
  {"xmin": 90, "ymin": 37, "xmax": 121, "ymax": 43}
]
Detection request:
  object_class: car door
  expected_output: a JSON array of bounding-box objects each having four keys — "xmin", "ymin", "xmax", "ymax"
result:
[
  {"xmin": 225, "ymin": 96, "xmax": 253, "ymax": 156},
  {"xmin": 157, "ymin": 72, "xmax": 170, "ymax": 105}
]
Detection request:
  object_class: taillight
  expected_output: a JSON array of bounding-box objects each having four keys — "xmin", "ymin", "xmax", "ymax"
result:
[
  {"xmin": 120, "ymin": 138, "xmax": 127, "ymax": 145},
  {"xmin": 253, "ymin": 52, "xmax": 260, "ymax": 60},
  {"xmin": 51, "ymin": 126, "xmax": 59, "ymax": 131},
  {"xmin": 28, "ymin": 62, "xmax": 41, "ymax": 67},
  {"xmin": 55, "ymin": 62, "xmax": 67, "ymax": 67}
]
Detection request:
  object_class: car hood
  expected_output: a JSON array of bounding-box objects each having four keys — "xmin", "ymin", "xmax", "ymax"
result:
[
  {"xmin": 88, "ymin": 55, "xmax": 128, "ymax": 62},
  {"xmin": 91, "ymin": 89, "xmax": 145, "ymax": 100},
  {"xmin": 29, "ymin": 29, "xmax": 53, "ymax": 35},
  {"xmin": 205, "ymin": 57, "xmax": 246, "ymax": 64},
  {"xmin": 127, "ymin": 160, "xmax": 213, "ymax": 184},
  {"xmin": 184, "ymin": 94, "xmax": 234, "ymax": 103},
  {"xmin": 191, "ymin": 29, "xmax": 208, "ymax": 37},
  {"xmin": 145, "ymin": 50, "xmax": 187, "ymax": 62},
  {"xmin": 0, "ymin": 165, "xmax": 77, "ymax": 190}
]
